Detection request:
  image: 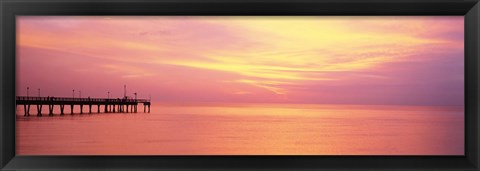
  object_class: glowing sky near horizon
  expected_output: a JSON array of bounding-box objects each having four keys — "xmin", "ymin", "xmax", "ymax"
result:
[{"xmin": 16, "ymin": 16, "xmax": 464, "ymax": 105}]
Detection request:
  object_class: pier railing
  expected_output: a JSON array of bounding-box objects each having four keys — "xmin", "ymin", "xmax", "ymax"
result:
[{"xmin": 16, "ymin": 96, "xmax": 150, "ymax": 103}]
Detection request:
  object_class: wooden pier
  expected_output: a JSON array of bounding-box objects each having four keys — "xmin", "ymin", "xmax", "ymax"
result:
[{"xmin": 16, "ymin": 96, "xmax": 151, "ymax": 116}]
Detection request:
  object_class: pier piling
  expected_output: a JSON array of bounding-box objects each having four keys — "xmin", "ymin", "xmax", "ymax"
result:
[
  {"xmin": 60, "ymin": 104, "xmax": 65, "ymax": 115},
  {"xmin": 36, "ymin": 105, "xmax": 42, "ymax": 116},
  {"xmin": 48, "ymin": 105, "xmax": 54, "ymax": 116},
  {"xmin": 23, "ymin": 104, "xmax": 31, "ymax": 116}
]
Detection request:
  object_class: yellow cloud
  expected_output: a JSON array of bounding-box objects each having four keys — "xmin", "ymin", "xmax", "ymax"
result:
[{"xmin": 233, "ymin": 79, "xmax": 289, "ymax": 95}]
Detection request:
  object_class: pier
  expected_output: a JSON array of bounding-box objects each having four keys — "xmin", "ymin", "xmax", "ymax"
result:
[{"xmin": 16, "ymin": 96, "xmax": 151, "ymax": 116}]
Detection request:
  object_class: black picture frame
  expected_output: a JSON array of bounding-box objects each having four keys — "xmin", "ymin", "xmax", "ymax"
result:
[{"xmin": 1, "ymin": 0, "xmax": 479, "ymax": 170}]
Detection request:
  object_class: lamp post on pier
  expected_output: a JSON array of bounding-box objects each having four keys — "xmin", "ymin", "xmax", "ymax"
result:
[
  {"xmin": 124, "ymin": 85, "xmax": 127, "ymax": 99},
  {"xmin": 108, "ymin": 91, "xmax": 110, "ymax": 99},
  {"xmin": 27, "ymin": 87, "xmax": 29, "ymax": 98},
  {"xmin": 72, "ymin": 89, "xmax": 75, "ymax": 98},
  {"xmin": 38, "ymin": 88, "xmax": 40, "ymax": 97},
  {"xmin": 134, "ymin": 92, "xmax": 137, "ymax": 102}
]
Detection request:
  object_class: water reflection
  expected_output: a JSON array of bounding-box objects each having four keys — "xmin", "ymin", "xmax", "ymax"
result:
[{"xmin": 16, "ymin": 103, "xmax": 464, "ymax": 155}]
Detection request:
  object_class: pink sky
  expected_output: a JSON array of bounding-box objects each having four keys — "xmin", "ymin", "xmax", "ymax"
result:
[{"xmin": 16, "ymin": 16, "xmax": 464, "ymax": 106}]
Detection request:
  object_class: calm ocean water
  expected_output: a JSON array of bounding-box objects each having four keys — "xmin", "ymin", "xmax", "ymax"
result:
[{"xmin": 16, "ymin": 103, "xmax": 464, "ymax": 155}]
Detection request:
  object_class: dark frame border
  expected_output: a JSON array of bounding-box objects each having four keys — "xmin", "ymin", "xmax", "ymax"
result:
[{"xmin": 1, "ymin": 0, "xmax": 479, "ymax": 170}]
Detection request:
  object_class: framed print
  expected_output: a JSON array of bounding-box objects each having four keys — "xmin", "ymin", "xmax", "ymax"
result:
[{"xmin": 1, "ymin": 0, "xmax": 479, "ymax": 170}]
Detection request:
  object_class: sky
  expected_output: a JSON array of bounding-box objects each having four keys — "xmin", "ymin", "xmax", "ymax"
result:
[{"xmin": 16, "ymin": 16, "xmax": 464, "ymax": 106}]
